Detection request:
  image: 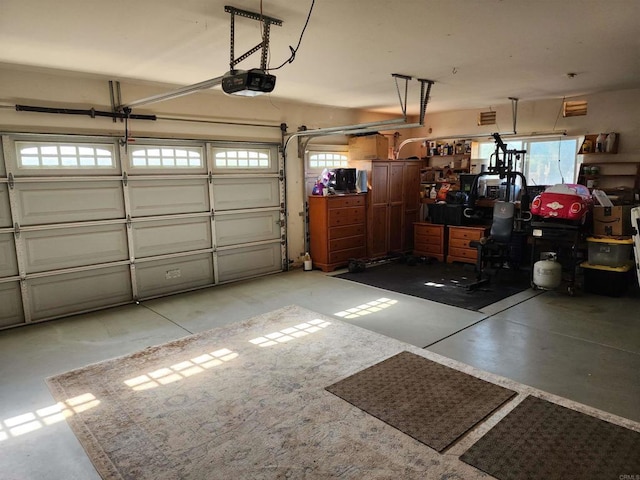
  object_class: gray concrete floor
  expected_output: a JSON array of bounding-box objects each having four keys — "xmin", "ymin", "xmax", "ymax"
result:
[{"xmin": 0, "ymin": 268, "xmax": 639, "ymax": 479}]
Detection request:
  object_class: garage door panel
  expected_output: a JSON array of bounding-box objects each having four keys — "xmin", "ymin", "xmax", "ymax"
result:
[
  {"xmin": 213, "ymin": 178, "xmax": 279, "ymax": 211},
  {"xmin": 23, "ymin": 225, "xmax": 128, "ymax": 273},
  {"xmin": 217, "ymin": 243, "xmax": 281, "ymax": 282},
  {"xmin": 0, "ymin": 234, "xmax": 18, "ymax": 277},
  {"xmin": 0, "ymin": 185, "xmax": 11, "ymax": 227},
  {"xmin": 129, "ymin": 180, "xmax": 209, "ymax": 217},
  {"xmin": 133, "ymin": 218, "xmax": 211, "ymax": 258},
  {"xmin": 17, "ymin": 182, "xmax": 124, "ymax": 225},
  {"xmin": 28, "ymin": 266, "xmax": 132, "ymax": 320},
  {"xmin": 136, "ymin": 254, "xmax": 213, "ymax": 298},
  {"xmin": 0, "ymin": 282, "xmax": 24, "ymax": 328},
  {"xmin": 216, "ymin": 211, "xmax": 280, "ymax": 247}
]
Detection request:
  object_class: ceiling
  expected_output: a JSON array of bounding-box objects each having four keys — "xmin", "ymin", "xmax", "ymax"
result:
[{"xmin": 2, "ymin": 0, "xmax": 639, "ymax": 115}]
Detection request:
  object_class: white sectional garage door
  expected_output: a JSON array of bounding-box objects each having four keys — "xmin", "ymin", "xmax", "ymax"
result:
[{"xmin": 0, "ymin": 135, "xmax": 285, "ymax": 329}]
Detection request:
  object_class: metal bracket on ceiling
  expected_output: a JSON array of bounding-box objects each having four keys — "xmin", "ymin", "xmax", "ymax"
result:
[
  {"xmin": 418, "ymin": 78, "xmax": 435, "ymax": 126},
  {"xmin": 509, "ymin": 97, "xmax": 519, "ymax": 134},
  {"xmin": 391, "ymin": 74, "xmax": 434, "ymax": 125},
  {"xmin": 391, "ymin": 73, "xmax": 412, "ymax": 118},
  {"xmin": 225, "ymin": 6, "xmax": 283, "ymax": 71}
]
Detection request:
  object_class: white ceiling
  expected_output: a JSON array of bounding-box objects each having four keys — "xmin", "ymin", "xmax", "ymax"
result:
[{"xmin": 1, "ymin": 0, "xmax": 639, "ymax": 115}]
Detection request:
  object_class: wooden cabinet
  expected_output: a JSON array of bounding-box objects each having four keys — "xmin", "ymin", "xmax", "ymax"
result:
[
  {"xmin": 308, "ymin": 194, "xmax": 367, "ymax": 272},
  {"xmin": 413, "ymin": 222, "xmax": 445, "ymax": 261},
  {"xmin": 446, "ymin": 225, "xmax": 489, "ymax": 264},
  {"xmin": 367, "ymin": 160, "xmax": 421, "ymax": 259}
]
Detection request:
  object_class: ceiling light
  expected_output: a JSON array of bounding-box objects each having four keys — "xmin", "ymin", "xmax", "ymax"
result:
[{"xmin": 221, "ymin": 69, "xmax": 276, "ymax": 97}]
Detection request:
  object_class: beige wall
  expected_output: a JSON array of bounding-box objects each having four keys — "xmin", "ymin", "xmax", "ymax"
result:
[
  {"xmin": 401, "ymin": 88, "xmax": 640, "ymax": 163},
  {"xmin": 2, "ymin": 64, "xmax": 639, "ymax": 265}
]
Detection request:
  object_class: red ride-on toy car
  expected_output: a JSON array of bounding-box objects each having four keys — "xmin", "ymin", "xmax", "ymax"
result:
[{"xmin": 530, "ymin": 183, "xmax": 593, "ymax": 224}]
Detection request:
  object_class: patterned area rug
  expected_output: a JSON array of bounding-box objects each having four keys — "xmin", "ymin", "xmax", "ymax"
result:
[
  {"xmin": 460, "ymin": 395, "xmax": 640, "ymax": 480},
  {"xmin": 326, "ymin": 351, "xmax": 516, "ymax": 452},
  {"xmin": 46, "ymin": 305, "xmax": 640, "ymax": 479}
]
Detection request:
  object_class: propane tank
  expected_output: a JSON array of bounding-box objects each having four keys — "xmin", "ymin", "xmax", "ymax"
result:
[{"xmin": 533, "ymin": 253, "xmax": 562, "ymax": 289}]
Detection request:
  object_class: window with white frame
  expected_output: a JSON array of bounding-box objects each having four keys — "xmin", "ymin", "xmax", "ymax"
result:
[
  {"xmin": 213, "ymin": 148, "xmax": 271, "ymax": 168},
  {"xmin": 16, "ymin": 142, "xmax": 115, "ymax": 168},
  {"xmin": 308, "ymin": 152, "xmax": 348, "ymax": 170},
  {"xmin": 477, "ymin": 137, "xmax": 578, "ymax": 186},
  {"xmin": 130, "ymin": 146, "xmax": 203, "ymax": 168}
]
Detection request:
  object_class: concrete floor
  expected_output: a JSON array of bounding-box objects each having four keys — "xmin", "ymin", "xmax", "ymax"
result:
[{"xmin": 0, "ymin": 268, "xmax": 639, "ymax": 479}]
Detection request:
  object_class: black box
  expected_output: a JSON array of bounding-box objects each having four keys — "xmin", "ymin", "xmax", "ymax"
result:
[
  {"xmin": 429, "ymin": 203, "xmax": 447, "ymax": 224},
  {"xmin": 581, "ymin": 262, "xmax": 634, "ymax": 296},
  {"xmin": 429, "ymin": 203, "xmax": 468, "ymax": 226}
]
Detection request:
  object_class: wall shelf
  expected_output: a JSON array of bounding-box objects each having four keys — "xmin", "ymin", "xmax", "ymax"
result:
[
  {"xmin": 578, "ymin": 133, "xmax": 619, "ymax": 155},
  {"xmin": 577, "ymin": 161, "xmax": 640, "ymax": 191}
]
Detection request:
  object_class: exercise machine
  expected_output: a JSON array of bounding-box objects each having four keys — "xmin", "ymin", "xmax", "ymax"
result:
[{"xmin": 464, "ymin": 133, "xmax": 532, "ymax": 289}]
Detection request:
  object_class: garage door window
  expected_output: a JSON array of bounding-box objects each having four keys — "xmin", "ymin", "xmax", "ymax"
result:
[
  {"xmin": 17, "ymin": 142, "xmax": 115, "ymax": 168},
  {"xmin": 213, "ymin": 149, "xmax": 270, "ymax": 168},
  {"xmin": 130, "ymin": 146, "xmax": 203, "ymax": 168}
]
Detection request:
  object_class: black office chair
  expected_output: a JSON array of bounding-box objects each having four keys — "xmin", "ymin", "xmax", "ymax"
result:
[{"xmin": 468, "ymin": 201, "xmax": 517, "ymax": 289}]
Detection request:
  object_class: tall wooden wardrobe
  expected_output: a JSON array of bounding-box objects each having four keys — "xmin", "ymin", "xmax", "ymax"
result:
[{"xmin": 367, "ymin": 159, "xmax": 421, "ymax": 259}]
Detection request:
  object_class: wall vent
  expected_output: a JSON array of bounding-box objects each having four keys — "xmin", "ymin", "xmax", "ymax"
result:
[
  {"xmin": 477, "ymin": 111, "xmax": 496, "ymax": 126},
  {"xmin": 563, "ymin": 100, "xmax": 587, "ymax": 117}
]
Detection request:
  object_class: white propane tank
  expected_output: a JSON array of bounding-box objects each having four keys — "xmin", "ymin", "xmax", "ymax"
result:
[{"xmin": 533, "ymin": 254, "xmax": 562, "ymax": 289}]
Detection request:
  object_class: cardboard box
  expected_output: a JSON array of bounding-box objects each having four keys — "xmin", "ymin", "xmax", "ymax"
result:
[
  {"xmin": 348, "ymin": 134, "xmax": 389, "ymax": 160},
  {"xmin": 592, "ymin": 205, "xmax": 634, "ymax": 236}
]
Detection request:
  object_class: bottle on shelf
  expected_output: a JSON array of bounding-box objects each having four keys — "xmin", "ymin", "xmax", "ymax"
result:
[
  {"xmin": 605, "ymin": 133, "xmax": 616, "ymax": 153},
  {"xmin": 595, "ymin": 133, "xmax": 606, "ymax": 153}
]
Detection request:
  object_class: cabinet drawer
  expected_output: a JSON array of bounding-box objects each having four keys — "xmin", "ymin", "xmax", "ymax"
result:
[
  {"xmin": 329, "ymin": 235, "xmax": 365, "ymax": 251},
  {"xmin": 329, "ymin": 224, "xmax": 365, "ymax": 239},
  {"xmin": 449, "ymin": 227, "xmax": 486, "ymax": 241},
  {"xmin": 329, "ymin": 247, "xmax": 366, "ymax": 264},
  {"xmin": 328, "ymin": 195, "xmax": 365, "ymax": 208},
  {"xmin": 414, "ymin": 223, "xmax": 443, "ymax": 237},
  {"xmin": 415, "ymin": 232, "xmax": 442, "ymax": 245},
  {"xmin": 328, "ymin": 207, "xmax": 365, "ymax": 227},
  {"xmin": 414, "ymin": 242, "xmax": 443, "ymax": 256},
  {"xmin": 450, "ymin": 238, "xmax": 475, "ymax": 249},
  {"xmin": 448, "ymin": 247, "xmax": 478, "ymax": 261}
]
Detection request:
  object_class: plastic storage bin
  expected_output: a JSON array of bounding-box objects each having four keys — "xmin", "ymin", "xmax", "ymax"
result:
[
  {"xmin": 580, "ymin": 262, "xmax": 634, "ymax": 297},
  {"xmin": 587, "ymin": 236, "xmax": 633, "ymax": 267}
]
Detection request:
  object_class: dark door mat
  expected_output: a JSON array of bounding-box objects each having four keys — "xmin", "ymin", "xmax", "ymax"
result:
[
  {"xmin": 460, "ymin": 395, "xmax": 640, "ymax": 480},
  {"xmin": 333, "ymin": 261, "xmax": 531, "ymax": 311},
  {"xmin": 326, "ymin": 351, "xmax": 516, "ymax": 452}
]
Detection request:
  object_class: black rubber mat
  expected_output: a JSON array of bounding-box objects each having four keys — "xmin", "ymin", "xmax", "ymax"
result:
[{"xmin": 334, "ymin": 261, "xmax": 531, "ymax": 311}]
